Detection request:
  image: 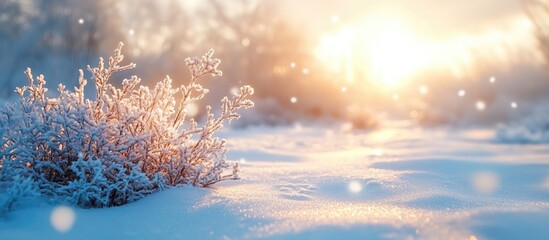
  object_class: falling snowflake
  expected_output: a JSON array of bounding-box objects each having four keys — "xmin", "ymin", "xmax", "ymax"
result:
[
  {"xmin": 290, "ymin": 97, "xmax": 297, "ymax": 103},
  {"xmin": 419, "ymin": 85, "xmax": 428, "ymax": 95},
  {"xmin": 241, "ymin": 38, "xmax": 250, "ymax": 47},
  {"xmin": 458, "ymin": 90, "xmax": 466, "ymax": 97},
  {"xmin": 476, "ymin": 101, "xmax": 486, "ymax": 111}
]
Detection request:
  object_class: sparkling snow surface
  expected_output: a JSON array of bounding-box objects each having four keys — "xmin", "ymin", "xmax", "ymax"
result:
[{"xmin": 2, "ymin": 122, "xmax": 549, "ymax": 239}]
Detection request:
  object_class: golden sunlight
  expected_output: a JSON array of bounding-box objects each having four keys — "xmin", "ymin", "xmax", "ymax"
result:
[
  {"xmin": 315, "ymin": 13, "xmax": 539, "ymax": 89},
  {"xmin": 366, "ymin": 17, "xmax": 431, "ymax": 88},
  {"xmin": 316, "ymin": 15, "xmax": 432, "ymax": 88}
]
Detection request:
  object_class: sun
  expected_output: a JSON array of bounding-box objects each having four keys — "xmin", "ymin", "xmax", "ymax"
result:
[
  {"xmin": 367, "ymin": 19, "xmax": 431, "ymax": 87},
  {"xmin": 316, "ymin": 16, "xmax": 432, "ymax": 88}
]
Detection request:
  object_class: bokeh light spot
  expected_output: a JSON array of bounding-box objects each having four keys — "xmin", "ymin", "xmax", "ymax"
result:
[
  {"xmin": 471, "ymin": 171, "xmax": 499, "ymax": 194},
  {"xmin": 50, "ymin": 206, "xmax": 75, "ymax": 233},
  {"xmin": 184, "ymin": 103, "xmax": 199, "ymax": 117},
  {"xmin": 475, "ymin": 101, "xmax": 486, "ymax": 111},
  {"xmin": 348, "ymin": 180, "xmax": 362, "ymax": 193},
  {"xmin": 241, "ymin": 38, "xmax": 250, "ymax": 47},
  {"xmin": 419, "ymin": 85, "xmax": 428, "ymax": 95},
  {"xmin": 230, "ymin": 87, "xmax": 239, "ymax": 96},
  {"xmin": 542, "ymin": 176, "xmax": 549, "ymax": 190},
  {"xmin": 372, "ymin": 148, "xmax": 384, "ymax": 157}
]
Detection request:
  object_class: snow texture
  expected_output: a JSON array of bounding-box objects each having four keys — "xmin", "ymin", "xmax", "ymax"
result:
[{"xmin": 2, "ymin": 123, "xmax": 549, "ymax": 239}]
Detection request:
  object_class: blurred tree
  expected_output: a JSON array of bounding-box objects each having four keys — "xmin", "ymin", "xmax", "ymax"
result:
[
  {"xmin": 0, "ymin": 0, "xmax": 122, "ymax": 98},
  {"xmin": 524, "ymin": 0, "xmax": 549, "ymax": 63},
  {"xmin": 114, "ymin": 0, "xmax": 202, "ymax": 90},
  {"xmin": 0, "ymin": 0, "xmax": 376, "ymax": 127},
  {"xmin": 197, "ymin": 0, "xmax": 365, "ymax": 126}
]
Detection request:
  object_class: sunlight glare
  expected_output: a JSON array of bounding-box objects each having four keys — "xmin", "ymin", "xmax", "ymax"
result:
[
  {"xmin": 316, "ymin": 27, "xmax": 355, "ymax": 82},
  {"xmin": 316, "ymin": 16, "xmax": 432, "ymax": 88},
  {"xmin": 331, "ymin": 15, "xmax": 339, "ymax": 24},
  {"xmin": 315, "ymin": 14, "xmax": 538, "ymax": 90},
  {"xmin": 368, "ymin": 19, "xmax": 430, "ymax": 87},
  {"xmin": 372, "ymin": 148, "xmax": 384, "ymax": 157}
]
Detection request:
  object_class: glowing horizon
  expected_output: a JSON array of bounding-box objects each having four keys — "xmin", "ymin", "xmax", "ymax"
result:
[{"xmin": 314, "ymin": 12, "xmax": 541, "ymax": 89}]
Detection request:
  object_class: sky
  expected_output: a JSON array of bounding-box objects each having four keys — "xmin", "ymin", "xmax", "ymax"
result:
[
  {"xmin": 280, "ymin": 0, "xmax": 523, "ymax": 35},
  {"xmin": 270, "ymin": 0, "xmax": 543, "ymax": 88},
  {"xmin": 1, "ymin": 0, "xmax": 545, "ymax": 126}
]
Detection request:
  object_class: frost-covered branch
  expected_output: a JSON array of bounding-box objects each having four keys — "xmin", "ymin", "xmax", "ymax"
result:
[{"xmin": 0, "ymin": 43, "xmax": 254, "ymax": 209}]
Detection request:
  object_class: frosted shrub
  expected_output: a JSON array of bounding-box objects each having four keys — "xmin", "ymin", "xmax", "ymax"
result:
[
  {"xmin": 0, "ymin": 43, "xmax": 254, "ymax": 208},
  {"xmin": 494, "ymin": 104, "xmax": 549, "ymax": 144}
]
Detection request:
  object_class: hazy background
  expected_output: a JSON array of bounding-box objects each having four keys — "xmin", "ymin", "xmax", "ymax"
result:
[{"xmin": 1, "ymin": 0, "xmax": 548, "ymax": 129}]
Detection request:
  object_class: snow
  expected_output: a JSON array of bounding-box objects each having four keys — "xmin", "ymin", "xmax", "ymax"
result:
[{"xmin": 2, "ymin": 122, "xmax": 549, "ymax": 239}]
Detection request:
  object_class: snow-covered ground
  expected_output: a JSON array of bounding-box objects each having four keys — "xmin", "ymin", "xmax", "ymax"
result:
[{"xmin": 2, "ymin": 122, "xmax": 549, "ymax": 239}]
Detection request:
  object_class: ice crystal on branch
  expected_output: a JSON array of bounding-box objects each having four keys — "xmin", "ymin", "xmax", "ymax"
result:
[
  {"xmin": 0, "ymin": 43, "xmax": 254, "ymax": 209},
  {"xmin": 184, "ymin": 49, "xmax": 223, "ymax": 79}
]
